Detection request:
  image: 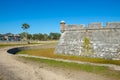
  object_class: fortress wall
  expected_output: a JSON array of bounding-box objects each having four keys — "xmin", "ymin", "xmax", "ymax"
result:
[
  {"xmin": 55, "ymin": 22, "xmax": 120, "ymax": 59},
  {"xmin": 65, "ymin": 24, "xmax": 85, "ymax": 30},
  {"xmin": 56, "ymin": 30, "xmax": 86, "ymax": 55},
  {"xmin": 88, "ymin": 22, "xmax": 102, "ymax": 28},
  {"xmin": 89, "ymin": 28, "xmax": 120, "ymax": 59},
  {"xmin": 106, "ymin": 22, "xmax": 120, "ymax": 28}
]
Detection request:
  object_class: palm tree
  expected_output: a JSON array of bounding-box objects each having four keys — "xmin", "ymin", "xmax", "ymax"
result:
[
  {"xmin": 21, "ymin": 23, "xmax": 30, "ymax": 43},
  {"xmin": 22, "ymin": 23, "xmax": 30, "ymax": 30}
]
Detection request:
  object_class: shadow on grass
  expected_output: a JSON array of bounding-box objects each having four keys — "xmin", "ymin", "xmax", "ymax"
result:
[
  {"xmin": 7, "ymin": 46, "xmax": 39, "ymax": 55},
  {"xmin": 7, "ymin": 47, "xmax": 24, "ymax": 55}
]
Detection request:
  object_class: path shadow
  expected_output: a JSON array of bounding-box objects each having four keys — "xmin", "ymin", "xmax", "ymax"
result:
[
  {"xmin": 7, "ymin": 47, "xmax": 22, "ymax": 55},
  {"xmin": 7, "ymin": 45, "xmax": 42, "ymax": 55}
]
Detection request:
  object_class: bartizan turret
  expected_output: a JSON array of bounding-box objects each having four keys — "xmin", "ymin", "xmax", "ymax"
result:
[{"xmin": 60, "ymin": 20, "xmax": 66, "ymax": 33}]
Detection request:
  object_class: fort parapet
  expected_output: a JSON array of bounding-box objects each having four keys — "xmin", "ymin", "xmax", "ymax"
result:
[
  {"xmin": 61, "ymin": 22, "xmax": 120, "ymax": 31},
  {"xmin": 55, "ymin": 21, "xmax": 120, "ymax": 60}
]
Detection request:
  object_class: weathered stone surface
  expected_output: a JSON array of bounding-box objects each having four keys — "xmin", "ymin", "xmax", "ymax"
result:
[
  {"xmin": 88, "ymin": 22, "xmax": 102, "ymax": 28},
  {"xmin": 106, "ymin": 22, "xmax": 120, "ymax": 28},
  {"xmin": 55, "ymin": 22, "xmax": 120, "ymax": 60},
  {"xmin": 65, "ymin": 24, "xmax": 85, "ymax": 30}
]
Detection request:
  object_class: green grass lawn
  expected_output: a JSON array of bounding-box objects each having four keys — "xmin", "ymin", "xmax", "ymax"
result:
[
  {"xmin": 0, "ymin": 44, "xmax": 25, "ymax": 48},
  {"xmin": 0, "ymin": 42, "xmax": 40, "ymax": 48},
  {"xmin": 17, "ymin": 48, "xmax": 120, "ymax": 65},
  {"xmin": 0, "ymin": 41, "xmax": 58, "ymax": 48}
]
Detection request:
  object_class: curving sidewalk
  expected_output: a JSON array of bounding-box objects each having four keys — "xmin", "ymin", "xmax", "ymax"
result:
[{"xmin": 0, "ymin": 47, "xmax": 71, "ymax": 80}]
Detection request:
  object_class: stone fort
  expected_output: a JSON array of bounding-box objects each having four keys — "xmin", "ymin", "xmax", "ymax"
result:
[{"xmin": 55, "ymin": 21, "xmax": 120, "ymax": 60}]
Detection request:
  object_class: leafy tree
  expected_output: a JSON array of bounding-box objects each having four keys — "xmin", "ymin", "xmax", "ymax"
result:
[
  {"xmin": 20, "ymin": 32, "xmax": 60, "ymax": 41},
  {"xmin": 38, "ymin": 33, "xmax": 44, "ymax": 40},
  {"xmin": 32, "ymin": 34, "xmax": 39, "ymax": 40},
  {"xmin": 43, "ymin": 34, "xmax": 48, "ymax": 41},
  {"xmin": 19, "ymin": 32, "xmax": 28, "ymax": 40},
  {"xmin": 27, "ymin": 34, "xmax": 32, "ymax": 40},
  {"xmin": 49, "ymin": 32, "xmax": 61, "ymax": 40}
]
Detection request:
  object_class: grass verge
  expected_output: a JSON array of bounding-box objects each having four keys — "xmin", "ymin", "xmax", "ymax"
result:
[
  {"xmin": 0, "ymin": 41, "xmax": 58, "ymax": 48},
  {"xmin": 0, "ymin": 43, "xmax": 41, "ymax": 48},
  {"xmin": 0, "ymin": 44, "xmax": 26, "ymax": 48}
]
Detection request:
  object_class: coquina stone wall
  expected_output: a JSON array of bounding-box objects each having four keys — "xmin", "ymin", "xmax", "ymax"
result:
[{"xmin": 55, "ymin": 22, "xmax": 120, "ymax": 60}]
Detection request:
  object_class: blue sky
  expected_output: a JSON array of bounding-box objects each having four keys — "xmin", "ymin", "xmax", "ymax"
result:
[{"xmin": 0, "ymin": 0, "xmax": 120, "ymax": 34}]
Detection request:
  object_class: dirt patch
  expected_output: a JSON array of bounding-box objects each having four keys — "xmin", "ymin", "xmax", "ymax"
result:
[{"xmin": 16, "ymin": 56, "xmax": 112, "ymax": 80}]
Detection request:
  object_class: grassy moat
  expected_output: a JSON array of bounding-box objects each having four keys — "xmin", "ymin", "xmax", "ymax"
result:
[
  {"xmin": 1, "ymin": 42, "xmax": 120, "ymax": 80},
  {"xmin": 16, "ymin": 42, "xmax": 120, "ymax": 80},
  {"xmin": 17, "ymin": 47, "xmax": 120, "ymax": 65}
]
